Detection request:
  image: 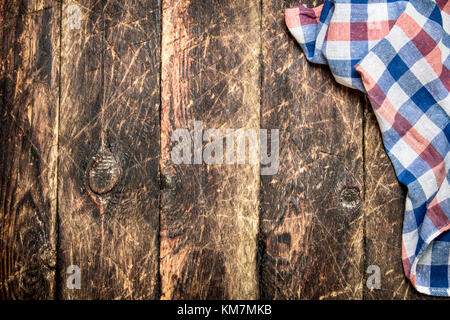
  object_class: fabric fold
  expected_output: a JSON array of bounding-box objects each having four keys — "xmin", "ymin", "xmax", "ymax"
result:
[{"xmin": 286, "ymin": 0, "xmax": 449, "ymax": 296}]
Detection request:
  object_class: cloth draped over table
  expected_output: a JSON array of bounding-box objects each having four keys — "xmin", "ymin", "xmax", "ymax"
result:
[{"xmin": 286, "ymin": 0, "xmax": 449, "ymax": 296}]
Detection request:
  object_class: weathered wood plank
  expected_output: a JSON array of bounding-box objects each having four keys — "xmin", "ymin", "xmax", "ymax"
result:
[
  {"xmin": 160, "ymin": 0, "xmax": 261, "ymax": 299},
  {"xmin": 0, "ymin": 3, "xmax": 60, "ymax": 299},
  {"xmin": 0, "ymin": 0, "xmax": 52, "ymax": 19},
  {"xmin": 260, "ymin": 0, "xmax": 364, "ymax": 299},
  {"xmin": 58, "ymin": 0, "xmax": 161, "ymax": 299},
  {"xmin": 362, "ymin": 101, "xmax": 435, "ymax": 300}
]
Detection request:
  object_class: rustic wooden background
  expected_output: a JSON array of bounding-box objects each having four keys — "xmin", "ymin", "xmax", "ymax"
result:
[{"xmin": 0, "ymin": 0, "xmax": 437, "ymax": 299}]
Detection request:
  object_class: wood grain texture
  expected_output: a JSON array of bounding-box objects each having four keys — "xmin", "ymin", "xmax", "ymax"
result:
[
  {"xmin": 160, "ymin": 0, "xmax": 261, "ymax": 299},
  {"xmin": 0, "ymin": 0, "xmax": 440, "ymax": 301},
  {"xmin": 0, "ymin": 2, "xmax": 60, "ymax": 299},
  {"xmin": 260, "ymin": 0, "xmax": 365, "ymax": 299},
  {"xmin": 58, "ymin": 0, "xmax": 161, "ymax": 299},
  {"xmin": 0, "ymin": 0, "xmax": 53, "ymax": 19}
]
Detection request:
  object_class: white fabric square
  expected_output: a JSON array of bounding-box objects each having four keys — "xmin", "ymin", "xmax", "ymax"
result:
[
  {"xmin": 389, "ymin": 138, "xmax": 418, "ymax": 169},
  {"xmin": 403, "ymin": 229, "xmax": 419, "ymax": 258},
  {"xmin": 388, "ymin": 25, "xmax": 410, "ymax": 52},
  {"xmin": 367, "ymin": 3, "xmax": 389, "ymax": 23},
  {"xmin": 332, "ymin": 4, "xmax": 352, "ymax": 23},
  {"xmin": 359, "ymin": 52, "xmax": 386, "ymax": 83},
  {"xmin": 410, "ymin": 56, "xmax": 439, "ymax": 86},
  {"xmin": 416, "ymin": 169, "xmax": 438, "ymax": 200},
  {"xmin": 387, "ymin": 82, "xmax": 410, "ymax": 110},
  {"xmin": 324, "ymin": 41, "xmax": 351, "ymax": 60},
  {"xmin": 414, "ymin": 114, "xmax": 442, "ymax": 143}
]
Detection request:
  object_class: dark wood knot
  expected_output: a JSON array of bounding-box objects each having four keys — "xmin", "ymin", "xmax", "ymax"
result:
[
  {"xmin": 87, "ymin": 148, "xmax": 122, "ymax": 195},
  {"xmin": 39, "ymin": 246, "xmax": 56, "ymax": 269},
  {"xmin": 339, "ymin": 186, "xmax": 361, "ymax": 210}
]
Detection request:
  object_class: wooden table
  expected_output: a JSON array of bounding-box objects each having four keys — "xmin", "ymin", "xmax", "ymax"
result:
[{"xmin": 0, "ymin": 0, "xmax": 432, "ymax": 299}]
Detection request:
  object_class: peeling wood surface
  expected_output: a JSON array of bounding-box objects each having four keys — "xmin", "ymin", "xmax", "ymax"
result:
[{"xmin": 0, "ymin": 0, "xmax": 438, "ymax": 300}]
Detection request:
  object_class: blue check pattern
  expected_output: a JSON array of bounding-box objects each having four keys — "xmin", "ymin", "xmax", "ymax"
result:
[{"xmin": 287, "ymin": 0, "xmax": 450, "ymax": 296}]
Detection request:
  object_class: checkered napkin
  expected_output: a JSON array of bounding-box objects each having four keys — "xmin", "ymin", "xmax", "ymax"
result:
[{"xmin": 286, "ymin": 0, "xmax": 449, "ymax": 296}]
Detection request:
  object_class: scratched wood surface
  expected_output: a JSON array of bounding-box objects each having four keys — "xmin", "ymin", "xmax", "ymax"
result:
[
  {"xmin": 0, "ymin": 1, "xmax": 59, "ymax": 299},
  {"xmin": 160, "ymin": 0, "xmax": 260, "ymax": 299},
  {"xmin": 0, "ymin": 0, "xmax": 436, "ymax": 300},
  {"xmin": 57, "ymin": 0, "xmax": 161, "ymax": 299},
  {"xmin": 260, "ymin": 0, "xmax": 365, "ymax": 299}
]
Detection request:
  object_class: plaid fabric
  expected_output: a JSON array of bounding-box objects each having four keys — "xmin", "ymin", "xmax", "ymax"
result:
[{"xmin": 286, "ymin": 0, "xmax": 449, "ymax": 296}]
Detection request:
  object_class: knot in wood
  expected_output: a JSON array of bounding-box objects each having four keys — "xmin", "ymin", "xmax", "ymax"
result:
[
  {"xmin": 87, "ymin": 149, "xmax": 122, "ymax": 194},
  {"xmin": 39, "ymin": 246, "xmax": 56, "ymax": 269},
  {"xmin": 339, "ymin": 186, "xmax": 360, "ymax": 210}
]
